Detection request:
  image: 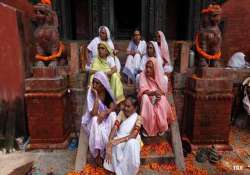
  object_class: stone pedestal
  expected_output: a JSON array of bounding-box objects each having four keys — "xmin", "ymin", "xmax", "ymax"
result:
[
  {"xmin": 25, "ymin": 67, "xmax": 71, "ymax": 149},
  {"xmin": 183, "ymin": 68, "xmax": 233, "ymax": 150}
]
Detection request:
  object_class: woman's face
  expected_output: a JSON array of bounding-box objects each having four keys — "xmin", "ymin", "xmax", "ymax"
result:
[
  {"xmin": 156, "ymin": 32, "xmax": 161, "ymax": 43},
  {"xmin": 133, "ymin": 30, "xmax": 141, "ymax": 44},
  {"xmin": 145, "ymin": 61, "xmax": 154, "ymax": 78},
  {"xmin": 124, "ymin": 99, "xmax": 136, "ymax": 117},
  {"xmin": 147, "ymin": 42, "xmax": 155, "ymax": 57},
  {"xmin": 99, "ymin": 28, "xmax": 107, "ymax": 41},
  {"xmin": 98, "ymin": 44, "xmax": 109, "ymax": 58},
  {"xmin": 92, "ymin": 78, "xmax": 104, "ymax": 93}
]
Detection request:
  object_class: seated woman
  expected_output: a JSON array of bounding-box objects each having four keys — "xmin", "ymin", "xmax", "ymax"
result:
[
  {"xmin": 136, "ymin": 41, "xmax": 165, "ymax": 89},
  {"xmin": 139, "ymin": 41, "xmax": 163, "ymax": 72},
  {"xmin": 139, "ymin": 58, "xmax": 175, "ymax": 136},
  {"xmin": 104, "ymin": 96, "xmax": 142, "ymax": 175},
  {"xmin": 123, "ymin": 29, "xmax": 146, "ymax": 84},
  {"xmin": 87, "ymin": 26, "xmax": 121, "ymax": 72},
  {"xmin": 90, "ymin": 42, "xmax": 125, "ymax": 104},
  {"xmin": 156, "ymin": 31, "xmax": 173, "ymax": 75},
  {"xmin": 81, "ymin": 71, "xmax": 117, "ymax": 166}
]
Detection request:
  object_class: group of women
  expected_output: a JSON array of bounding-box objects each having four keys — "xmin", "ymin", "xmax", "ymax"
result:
[{"xmin": 81, "ymin": 26, "xmax": 175, "ymax": 175}]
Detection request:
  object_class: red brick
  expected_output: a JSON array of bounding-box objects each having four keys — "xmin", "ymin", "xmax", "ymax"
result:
[
  {"xmin": 25, "ymin": 90, "xmax": 71, "ymax": 145},
  {"xmin": 222, "ymin": 0, "xmax": 250, "ymax": 62},
  {"xmin": 183, "ymin": 74, "xmax": 233, "ymax": 145}
]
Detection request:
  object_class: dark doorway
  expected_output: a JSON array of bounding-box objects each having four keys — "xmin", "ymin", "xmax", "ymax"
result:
[
  {"xmin": 114, "ymin": 0, "xmax": 141, "ymax": 39},
  {"xmin": 70, "ymin": 0, "xmax": 90, "ymax": 40}
]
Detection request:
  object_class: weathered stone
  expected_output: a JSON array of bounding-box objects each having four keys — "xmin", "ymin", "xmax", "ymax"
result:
[
  {"xmin": 69, "ymin": 42, "xmax": 80, "ymax": 75},
  {"xmin": 25, "ymin": 76, "xmax": 67, "ymax": 92},
  {"xmin": 186, "ymin": 76, "xmax": 233, "ymax": 93},
  {"xmin": 32, "ymin": 67, "xmax": 58, "ymax": 78}
]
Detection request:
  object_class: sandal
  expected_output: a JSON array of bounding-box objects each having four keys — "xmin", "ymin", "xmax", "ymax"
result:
[
  {"xmin": 196, "ymin": 147, "xmax": 209, "ymax": 163},
  {"xmin": 207, "ymin": 145, "xmax": 221, "ymax": 164}
]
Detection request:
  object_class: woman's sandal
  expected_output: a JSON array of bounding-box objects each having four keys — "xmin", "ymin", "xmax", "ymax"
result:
[
  {"xmin": 196, "ymin": 147, "xmax": 209, "ymax": 163},
  {"xmin": 207, "ymin": 145, "xmax": 221, "ymax": 164}
]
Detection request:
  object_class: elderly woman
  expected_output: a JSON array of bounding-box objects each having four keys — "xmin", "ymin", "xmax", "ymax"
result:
[
  {"xmin": 104, "ymin": 96, "xmax": 142, "ymax": 175},
  {"xmin": 140, "ymin": 41, "xmax": 163, "ymax": 72},
  {"xmin": 123, "ymin": 30, "xmax": 147, "ymax": 84},
  {"xmin": 82, "ymin": 71, "xmax": 117, "ymax": 166},
  {"xmin": 156, "ymin": 31, "xmax": 173, "ymax": 75},
  {"xmin": 87, "ymin": 26, "xmax": 121, "ymax": 72},
  {"xmin": 139, "ymin": 58, "xmax": 175, "ymax": 136},
  {"xmin": 90, "ymin": 42, "xmax": 125, "ymax": 104}
]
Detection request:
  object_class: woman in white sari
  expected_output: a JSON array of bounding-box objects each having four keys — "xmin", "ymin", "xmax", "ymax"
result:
[
  {"xmin": 104, "ymin": 96, "xmax": 142, "ymax": 175},
  {"xmin": 81, "ymin": 71, "xmax": 117, "ymax": 166},
  {"xmin": 123, "ymin": 30, "xmax": 146, "ymax": 84},
  {"xmin": 86, "ymin": 26, "xmax": 121, "ymax": 72},
  {"xmin": 139, "ymin": 41, "xmax": 163, "ymax": 72}
]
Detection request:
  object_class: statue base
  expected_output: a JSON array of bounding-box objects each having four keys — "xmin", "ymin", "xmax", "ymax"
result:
[
  {"xmin": 25, "ymin": 67, "xmax": 71, "ymax": 149},
  {"xmin": 183, "ymin": 68, "xmax": 233, "ymax": 148}
]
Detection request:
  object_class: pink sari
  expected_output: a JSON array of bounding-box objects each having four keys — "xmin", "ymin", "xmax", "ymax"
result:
[
  {"xmin": 139, "ymin": 58, "xmax": 174, "ymax": 136},
  {"xmin": 158, "ymin": 31, "xmax": 171, "ymax": 65}
]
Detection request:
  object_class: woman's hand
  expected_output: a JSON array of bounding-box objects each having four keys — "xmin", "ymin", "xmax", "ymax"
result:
[
  {"xmin": 91, "ymin": 87, "xmax": 98, "ymax": 98},
  {"xmin": 98, "ymin": 111, "xmax": 107, "ymax": 124},
  {"xmin": 110, "ymin": 139, "xmax": 120, "ymax": 146},
  {"xmin": 113, "ymin": 49, "xmax": 118, "ymax": 55}
]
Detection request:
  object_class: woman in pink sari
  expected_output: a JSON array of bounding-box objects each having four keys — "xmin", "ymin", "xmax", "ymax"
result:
[
  {"xmin": 156, "ymin": 31, "xmax": 173, "ymax": 75},
  {"xmin": 139, "ymin": 58, "xmax": 175, "ymax": 136}
]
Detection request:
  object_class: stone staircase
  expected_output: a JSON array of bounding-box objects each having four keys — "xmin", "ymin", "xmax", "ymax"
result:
[
  {"xmin": 72, "ymin": 40, "xmax": 186, "ymax": 173},
  {"xmin": 74, "ymin": 83, "xmax": 185, "ymax": 174}
]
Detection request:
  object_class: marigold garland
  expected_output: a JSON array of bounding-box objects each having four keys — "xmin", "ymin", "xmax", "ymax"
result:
[
  {"xmin": 195, "ymin": 33, "xmax": 221, "ymax": 60},
  {"xmin": 35, "ymin": 42, "xmax": 64, "ymax": 61}
]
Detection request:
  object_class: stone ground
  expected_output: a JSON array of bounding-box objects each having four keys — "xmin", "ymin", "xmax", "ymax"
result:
[{"xmin": 0, "ymin": 127, "xmax": 249, "ymax": 175}]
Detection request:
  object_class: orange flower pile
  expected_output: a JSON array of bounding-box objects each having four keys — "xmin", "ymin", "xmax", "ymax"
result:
[
  {"xmin": 67, "ymin": 164, "xmax": 109, "ymax": 175},
  {"xmin": 195, "ymin": 34, "xmax": 221, "ymax": 60},
  {"xmin": 142, "ymin": 161, "xmax": 208, "ymax": 175},
  {"xmin": 141, "ymin": 142, "xmax": 172, "ymax": 156}
]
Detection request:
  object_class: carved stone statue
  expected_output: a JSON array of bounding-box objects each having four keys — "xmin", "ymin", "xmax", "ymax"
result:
[
  {"xmin": 32, "ymin": 1, "xmax": 65, "ymax": 67},
  {"xmin": 196, "ymin": 4, "xmax": 222, "ymax": 67}
]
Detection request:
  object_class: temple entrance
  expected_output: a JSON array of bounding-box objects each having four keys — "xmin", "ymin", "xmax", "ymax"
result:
[{"xmin": 114, "ymin": 0, "xmax": 141, "ymax": 39}]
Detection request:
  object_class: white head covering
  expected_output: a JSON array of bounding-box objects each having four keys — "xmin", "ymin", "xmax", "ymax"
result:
[
  {"xmin": 228, "ymin": 52, "xmax": 246, "ymax": 68},
  {"xmin": 98, "ymin": 26, "xmax": 111, "ymax": 40},
  {"xmin": 148, "ymin": 41, "xmax": 161, "ymax": 60}
]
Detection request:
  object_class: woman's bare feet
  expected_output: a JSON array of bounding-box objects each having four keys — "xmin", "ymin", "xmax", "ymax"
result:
[{"xmin": 95, "ymin": 150, "xmax": 104, "ymax": 167}]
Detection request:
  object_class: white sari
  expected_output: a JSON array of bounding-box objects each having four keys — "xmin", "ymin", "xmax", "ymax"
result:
[
  {"xmin": 123, "ymin": 40, "xmax": 147, "ymax": 82},
  {"xmin": 81, "ymin": 72, "xmax": 117, "ymax": 158},
  {"xmin": 104, "ymin": 113, "xmax": 141, "ymax": 175},
  {"xmin": 87, "ymin": 26, "xmax": 121, "ymax": 72}
]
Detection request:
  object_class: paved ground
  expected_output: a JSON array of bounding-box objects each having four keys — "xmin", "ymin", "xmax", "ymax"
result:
[{"xmin": 0, "ymin": 126, "xmax": 249, "ymax": 175}]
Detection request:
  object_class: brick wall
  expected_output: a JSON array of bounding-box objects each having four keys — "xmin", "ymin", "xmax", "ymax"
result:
[{"xmin": 222, "ymin": 0, "xmax": 250, "ymax": 63}]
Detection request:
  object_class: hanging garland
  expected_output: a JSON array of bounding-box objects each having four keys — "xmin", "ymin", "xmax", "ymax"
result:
[
  {"xmin": 35, "ymin": 42, "xmax": 64, "ymax": 61},
  {"xmin": 195, "ymin": 33, "xmax": 221, "ymax": 60}
]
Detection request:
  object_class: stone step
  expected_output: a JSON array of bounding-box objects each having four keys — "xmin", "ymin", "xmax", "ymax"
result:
[
  {"xmin": 86, "ymin": 151, "xmax": 175, "ymax": 166},
  {"xmin": 86, "ymin": 135, "xmax": 174, "ymax": 165}
]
